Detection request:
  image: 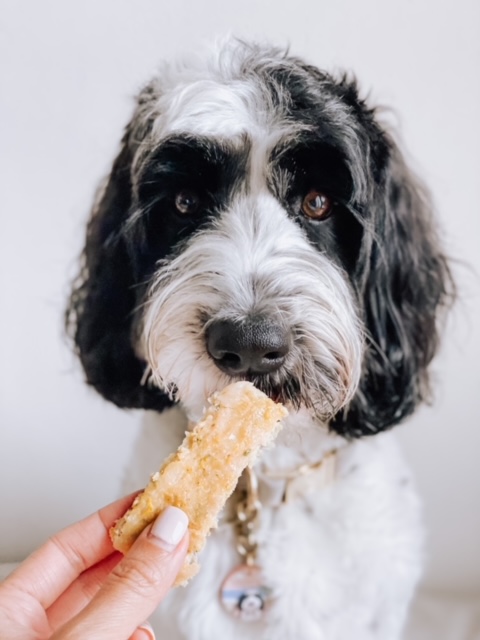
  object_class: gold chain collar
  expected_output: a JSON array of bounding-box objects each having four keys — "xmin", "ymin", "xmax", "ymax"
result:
[{"xmin": 233, "ymin": 450, "xmax": 338, "ymax": 565}]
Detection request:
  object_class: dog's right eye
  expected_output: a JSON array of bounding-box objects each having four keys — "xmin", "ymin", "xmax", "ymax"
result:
[
  {"xmin": 174, "ymin": 190, "xmax": 200, "ymax": 216},
  {"xmin": 301, "ymin": 190, "xmax": 333, "ymax": 221}
]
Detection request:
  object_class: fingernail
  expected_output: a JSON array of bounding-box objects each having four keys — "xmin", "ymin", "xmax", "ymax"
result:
[
  {"xmin": 136, "ymin": 622, "xmax": 155, "ymax": 640},
  {"xmin": 150, "ymin": 506, "xmax": 188, "ymax": 550}
]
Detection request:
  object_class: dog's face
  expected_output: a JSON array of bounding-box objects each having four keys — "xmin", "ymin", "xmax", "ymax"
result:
[
  {"xmin": 137, "ymin": 123, "xmax": 365, "ymax": 422},
  {"xmin": 67, "ymin": 40, "xmax": 452, "ymax": 436}
]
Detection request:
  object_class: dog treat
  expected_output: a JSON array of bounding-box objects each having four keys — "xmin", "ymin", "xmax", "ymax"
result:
[{"xmin": 110, "ymin": 381, "xmax": 287, "ymax": 585}]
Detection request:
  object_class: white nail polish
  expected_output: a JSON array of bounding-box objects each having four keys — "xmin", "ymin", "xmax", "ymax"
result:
[{"xmin": 150, "ymin": 506, "xmax": 189, "ymax": 549}]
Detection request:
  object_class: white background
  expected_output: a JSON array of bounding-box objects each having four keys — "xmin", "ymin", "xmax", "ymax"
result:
[{"xmin": 1, "ymin": 0, "xmax": 479, "ymax": 635}]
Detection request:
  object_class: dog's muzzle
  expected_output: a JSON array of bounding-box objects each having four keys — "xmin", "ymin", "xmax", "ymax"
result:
[{"xmin": 140, "ymin": 196, "xmax": 364, "ymax": 418}]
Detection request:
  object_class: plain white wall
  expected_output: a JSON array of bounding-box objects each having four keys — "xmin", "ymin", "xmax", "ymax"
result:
[{"xmin": 1, "ymin": 0, "xmax": 479, "ymax": 601}]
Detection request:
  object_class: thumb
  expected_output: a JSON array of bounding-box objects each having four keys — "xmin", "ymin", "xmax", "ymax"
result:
[{"xmin": 53, "ymin": 506, "xmax": 189, "ymax": 640}]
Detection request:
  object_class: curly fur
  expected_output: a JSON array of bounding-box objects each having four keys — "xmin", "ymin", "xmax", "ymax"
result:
[{"xmin": 66, "ymin": 40, "xmax": 452, "ymax": 436}]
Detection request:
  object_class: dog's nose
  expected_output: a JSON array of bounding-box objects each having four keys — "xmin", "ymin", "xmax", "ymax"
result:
[{"xmin": 206, "ymin": 317, "xmax": 291, "ymax": 376}]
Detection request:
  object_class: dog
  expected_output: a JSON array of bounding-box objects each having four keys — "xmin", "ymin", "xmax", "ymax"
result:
[{"xmin": 66, "ymin": 38, "xmax": 453, "ymax": 639}]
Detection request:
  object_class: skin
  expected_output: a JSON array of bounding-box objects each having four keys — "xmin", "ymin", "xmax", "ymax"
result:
[{"xmin": 0, "ymin": 494, "xmax": 189, "ymax": 640}]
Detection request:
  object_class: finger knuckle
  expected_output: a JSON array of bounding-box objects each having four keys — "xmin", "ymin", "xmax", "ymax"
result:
[
  {"xmin": 110, "ymin": 555, "xmax": 169, "ymax": 596},
  {"xmin": 49, "ymin": 532, "xmax": 90, "ymax": 574}
]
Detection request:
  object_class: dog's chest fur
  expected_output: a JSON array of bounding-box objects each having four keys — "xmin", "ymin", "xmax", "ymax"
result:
[{"xmin": 123, "ymin": 408, "xmax": 423, "ymax": 640}]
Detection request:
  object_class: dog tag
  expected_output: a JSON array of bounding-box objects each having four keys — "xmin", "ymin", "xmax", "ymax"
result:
[{"xmin": 220, "ymin": 564, "xmax": 272, "ymax": 622}]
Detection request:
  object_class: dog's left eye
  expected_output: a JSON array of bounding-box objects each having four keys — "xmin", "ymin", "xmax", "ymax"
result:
[
  {"xmin": 174, "ymin": 190, "xmax": 200, "ymax": 216},
  {"xmin": 301, "ymin": 190, "xmax": 333, "ymax": 221}
]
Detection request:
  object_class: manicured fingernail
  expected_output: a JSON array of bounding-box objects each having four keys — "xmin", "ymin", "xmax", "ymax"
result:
[
  {"xmin": 150, "ymin": 506, "xmax": 188, "ymax": 550},
  {"xmin": 136, "ymin": 622, "xmax": 155, "ymax": 640}
]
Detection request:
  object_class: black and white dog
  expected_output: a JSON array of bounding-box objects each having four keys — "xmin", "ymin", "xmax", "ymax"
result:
[{"xmin": 67, "ymin": 39, "xmax": 453, "ymax": 639}]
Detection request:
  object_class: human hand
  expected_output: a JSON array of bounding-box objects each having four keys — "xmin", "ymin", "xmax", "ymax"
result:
[{"xmin": 0, "ymin": 494, "xmax": 189, "ymax": 640}]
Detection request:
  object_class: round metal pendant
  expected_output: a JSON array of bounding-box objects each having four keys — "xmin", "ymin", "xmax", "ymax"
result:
[{"xmin": 220, "ymin": 564, "xmax": 272, "ymax": 622}]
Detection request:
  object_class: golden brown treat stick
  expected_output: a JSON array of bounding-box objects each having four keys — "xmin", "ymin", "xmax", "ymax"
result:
[{"xmin": 109, "ymin": 381, "xmax": 287, "ymax": 585}]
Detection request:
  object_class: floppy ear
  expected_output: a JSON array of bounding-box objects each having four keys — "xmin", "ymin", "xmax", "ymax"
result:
[
  {"xmin": 332, "ymin": 135, "xmax": 454, "ymax": 437},
  {"xmin": 66, "ymin": 126, "xmax": 172, "ymax": 411}
]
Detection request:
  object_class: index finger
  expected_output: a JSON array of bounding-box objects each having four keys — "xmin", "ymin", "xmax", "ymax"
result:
[{"xmin": 4, "ymin": 493, "xmax": 139, "ymax": 610}]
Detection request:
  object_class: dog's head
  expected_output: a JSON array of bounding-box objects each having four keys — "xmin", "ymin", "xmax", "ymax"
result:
[{"xmin": 66, "ymin": 39, "xmax": 453, "ymax": 436}]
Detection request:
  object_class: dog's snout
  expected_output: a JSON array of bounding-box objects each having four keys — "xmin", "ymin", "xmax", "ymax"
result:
[{"xmin": 206, "ymin": 317, "xmax": 291, "ymax": 376}]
